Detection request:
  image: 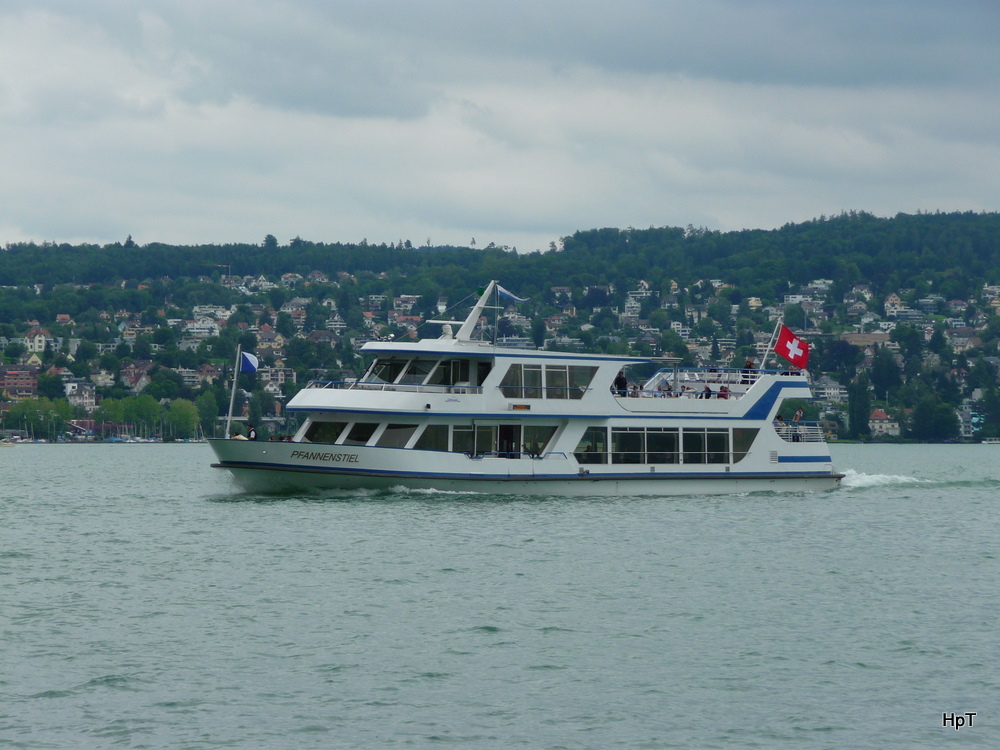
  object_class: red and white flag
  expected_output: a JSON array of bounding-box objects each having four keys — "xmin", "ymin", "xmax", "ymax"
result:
[{"xmin": 775, "ymin": 324, "xmax": 810, "ymax": 369}]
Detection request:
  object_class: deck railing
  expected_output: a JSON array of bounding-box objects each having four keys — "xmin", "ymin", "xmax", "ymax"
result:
[
  {"xmin": 304, "ymin": 380, "xmax": 484, "ymax": 395},
  {"xmin": 773, "ymin": 422, "xmax": 825, "ymax": 443}
]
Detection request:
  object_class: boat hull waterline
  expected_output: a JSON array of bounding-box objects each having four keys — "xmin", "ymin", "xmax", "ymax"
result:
[{"xmin": 210, "ymin": 443, "xmax": 840, "ymax": 496}]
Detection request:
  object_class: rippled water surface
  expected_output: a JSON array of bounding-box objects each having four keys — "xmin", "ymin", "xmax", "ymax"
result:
[{"xmin": 2, "ymin": 443, "xmax": 996, "ymax": 748}]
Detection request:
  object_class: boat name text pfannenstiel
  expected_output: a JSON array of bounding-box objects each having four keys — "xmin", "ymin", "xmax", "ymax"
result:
[{"xmin": 290, "ymin": 450, "xmax": 360, "ymax": 463}]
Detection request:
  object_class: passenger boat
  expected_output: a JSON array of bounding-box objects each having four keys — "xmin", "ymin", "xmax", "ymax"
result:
[{"xmin": 209, "ymin": 281, "xmax": 843, "ymax": 495}]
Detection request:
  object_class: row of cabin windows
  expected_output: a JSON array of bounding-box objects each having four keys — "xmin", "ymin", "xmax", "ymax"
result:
[
  {"xmin": 304, "ymin": 420, "xmax": 558, "ymax": 457},
  {"xmin": 575, "ymin": 426, "xmax": 759, "ymax": 465},
  {"xmin": 499, "ymin": 364, "xmax": 598, "ymax": 399},
  {"xmin": 364, "ymin": 357, "xmax": 492, "ymax": 387},
  {"xmin": 361, "ymin": 357, "xmax": 600, "ymax": 400}
]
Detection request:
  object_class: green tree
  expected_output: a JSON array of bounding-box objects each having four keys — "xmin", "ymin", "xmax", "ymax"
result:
[
  {"xmin": 275, "ymin": 311, "xmax": 295, "ymax": 338},
  {"xmin": 123, "ymin": 394, "xmax": 162, "ymax": 438},
  {"xmin": 196, "ymin": 391, "xmax": 221, "ymax": 438},
  {"xmin": 890, "ymin": 325, "xmax": 923, "ymax": 360},
  {"xmin": 36, "ymin": 373, "xmax": 65, "ymax": 400},
  {"xmin": 166, "ymin": 399, "xmax": 200, "ymax": 439},
  {"xmin": 869, "ymin": 345, "xmax": 903, "ymax": 402},
  {"xmin": 93, "ymin": 398, "xmax": 125, "ymax": 434},
  {"xmin": 908, "ymin": 395, "xmax": 959, "ymax": 442},
  {"xmin": 531, "ymin": 318, "xmax": 546, "ymax": 348},
  {"xmin": 75, "ymin": 340, "xmax": 98, "ymax": 361},
  {"xmin": 4, "ymin": 342, "xmax": 26, "ymax": 363},
  {"xmin": 6, "ymin": 398, "xmax": 73, "ymax": 440},
  {"xmin": 144, "ymin": 368, "xmax": 183, "ymax": 400},
  {"xmin": 847, "ymin": 373, "xmax": 872, "ymax": 440}
]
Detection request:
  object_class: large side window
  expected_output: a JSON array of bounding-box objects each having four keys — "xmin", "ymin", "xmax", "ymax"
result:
[
  {"xmin": 304, "ymin": 421, "xmax": 347, "ymax": 443},
  {"xmin": 366, "ymin": 358, "xmax": 406, "ymax": 384},
  {"xmin": 681, "ymin": 429, "xmax": 730, "ymax": 464},
  {"xmin": 414, "ymin": 424, "xmax": 449, "ymax": 451},
  {"xmin": 706, "ymin": 429, "xmax": 730, "ymax": 464},
  {"xmin": 574, "ymin": 426, "xmax": 608, "ymax": 464},
  {"xmin": 477, "ymin": 360, "xmax": 492, "ymax": 386},
  {"xmin": 398, "ymin": 360, "xmax": 436, "ymax": 385},
  {"xmin": 343, "ymin": 422, "xmax": 379, "ymax": 446},
  {"xmin": 452, "ymin": 426, "xmax": 474, "ymax": 455},
  {"xmin": 523, "ymin": 425, "xmax": 557, "ymax": 456},
  {"xmin": 612, "ymin": 427, "xmax": 644, "ymax": 464},
  {"xmin": 499, "ymin": 364, "xmax": 523, "ymax": 398},
  {"xmin": 683, "ymin": 429, "xmax": 706, "ymax": 464},
  {"xmin": 732, "ymin": 428, "xmax": 758, "ymax": 463},
  {"xmin": 545, "ymin": 365, "xmax": 568, "ymax": 399},
  {"xmin": 500, "ymin": 363, "xmax": 543, "ymax": 398},
  {"xmin": 427, "ymin": 359, "xmax": 470, "ymax": 387},
  {"xmin": 569, "ymin": 366, "xmax": 598, "ymax": 399},
  {"xmin": 646, "ymin": 428, "xmax": 679, "ymax": 464},
  {"xmin": 376, "ymin": 424, "xmax": 418, "ymax": 448},
  {"xmin": 475, "ymin": 425, "xmax": 497, "ymax": 457},
  {"xmin": 523, "ymin": 365, "xmax": 542, "ymax": 399}
]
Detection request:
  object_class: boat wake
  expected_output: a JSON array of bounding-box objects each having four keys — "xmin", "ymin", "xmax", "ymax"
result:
[
  {"xmin": 208, "ymin": 484, "xmax": 487, "ymax": 503},
  {"xmin": 839, "ymin": 469, "xmax": 924, "ymax": 489},
  {"xmin": 389, "ymin": 485, "xmax": 485, "ymax": 496}
]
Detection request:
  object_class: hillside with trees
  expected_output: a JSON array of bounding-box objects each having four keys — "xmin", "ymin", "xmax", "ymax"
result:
[{"xmin": 3, "ymin": 210, "xmax": 1000, "ymax": 442}]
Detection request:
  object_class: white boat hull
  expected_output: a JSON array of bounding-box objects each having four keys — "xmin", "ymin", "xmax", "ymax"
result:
[{"xmin": 209, "ymin": 439, "xmax": 842, "ymax": 497}]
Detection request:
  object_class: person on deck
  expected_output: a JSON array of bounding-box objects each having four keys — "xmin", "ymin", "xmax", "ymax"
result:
[
  {"xmin": 613, "ymin": 370, "xmax": 628, "ymax": 397},
  {"xmin": 247, "ymin": 423, "xmax": 258, "ymax": 441}
]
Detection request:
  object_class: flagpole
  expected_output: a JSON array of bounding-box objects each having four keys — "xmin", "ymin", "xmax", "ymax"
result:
[
  {"xmin": 493, "ymin": 280, "xmax": 499, "ymax": 346},
  {"xmin": 761, "ymin": 320, "xmax": 781, "ymax": 370},
  {"xmin": 225, "ymin": 344, "xmax": 242, "ymax": 439}
]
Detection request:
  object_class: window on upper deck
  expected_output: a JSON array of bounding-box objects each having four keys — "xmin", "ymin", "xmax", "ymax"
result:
[
  {"xmin": 499, "ymin": 363, "xmax": 542, "ymax": 398},
  {"xmin": 427, "ymin": 359, "xmax": 471, "ymax": 387},
  {"xmin": 398, "ymin": 359, "xmax": 437, "ymax": 385},
  {"xmin": 365, "ymin": 358, "xmax": 406, "ymax": 384},
  {"xmin": 542, "ymin": 365, "xmax": 597, "ymax": 399}
]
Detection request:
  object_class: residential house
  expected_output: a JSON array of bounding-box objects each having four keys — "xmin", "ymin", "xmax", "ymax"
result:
[
  {"xmin": 120, "ymin": 361, "xmax": 154, "ymax": 394},
  {"xmin": 257, "ymin": 326, "xmax": 287, "ymax": 351},
  {"xmin": 812, "ymin": 375, "xmax": 848, "ymax": 404},
  {"xmin": 24, "ymin": 326, "xmax": 53, "ymax": 353},
  {"xmin": 89, "ymin": 370, "xmax": 117, "ymax": 388},
  {"xmin": 1, "ymin": 365, "xmax": 38, "ymax": 400},
  {"xmin": 65, "ymin": 379, "xmax": 97, "ymax": 413},
  {"xmin": 307, "ymin": 270, "xmax": 329, "ymax": 284},
  {"xmin": 869, "ymin": 408, "xmax": 900, "ymax": 438}
]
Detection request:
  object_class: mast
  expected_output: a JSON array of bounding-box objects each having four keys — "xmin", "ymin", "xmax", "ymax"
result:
[
  {"xmin": 455, "ymin": 281, "xmax": 496, "ymax": 341},
  {"xmin": 224, "ymin": 344, "xmax": 242, "ymax": 439}
]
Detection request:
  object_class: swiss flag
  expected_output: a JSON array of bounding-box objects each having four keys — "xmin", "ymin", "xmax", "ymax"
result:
[{"xmin": 776, "ymin": 324, "xmax": 810, "ymax": 369}]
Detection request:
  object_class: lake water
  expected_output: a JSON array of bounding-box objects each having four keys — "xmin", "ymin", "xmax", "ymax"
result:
[{"xmin": 1, "ymin": 443, "xmax": 996, "ymax": 748}]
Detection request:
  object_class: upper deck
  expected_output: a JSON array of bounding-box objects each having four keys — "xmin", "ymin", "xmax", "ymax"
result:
[{"xmin": 287, "ymin": 281, "xmax": 812, "ymax": 420}]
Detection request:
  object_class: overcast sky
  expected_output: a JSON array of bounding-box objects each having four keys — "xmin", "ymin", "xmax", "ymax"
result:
[{"xmin": 1, "ymin": 1, "xmax": 998, "ymax": 252}]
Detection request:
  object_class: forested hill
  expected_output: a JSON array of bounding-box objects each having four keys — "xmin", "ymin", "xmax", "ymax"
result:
[{"xmin": 3, "ymin": 211, "xmax": 1000, "ymax": 299}]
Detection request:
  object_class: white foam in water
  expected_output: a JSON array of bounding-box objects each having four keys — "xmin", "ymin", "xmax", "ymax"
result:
[
  {"xmin": 389, "ymin": 485, "xmax": 484, "ymax": 496},
  {"xmin": 840, "ymin": 468, "xmax": 924, "ymax": 488}
]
